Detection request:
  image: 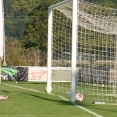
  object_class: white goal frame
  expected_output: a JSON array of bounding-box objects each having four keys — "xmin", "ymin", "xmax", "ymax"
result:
[
  {"xmin": 47, "ymin": 0, "xmax": 117, "ymax": 104},
  {"xmin": 47, "ymin": 0, "xmax": 77, "ymax": 102}
]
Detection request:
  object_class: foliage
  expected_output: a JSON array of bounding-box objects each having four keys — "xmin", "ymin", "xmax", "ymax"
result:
[
  {"xmin": 101, "ymin": 0, "xmax": 116, "ymax": 8},
  {"xmin": 4, "ymin": 0, "xmax": 60, "ymax": 66},
  {"xmin": 22, "ymin": 0, "xmax": 60, "ymax": 50},
  {"xmin": 5, "ymin": 38, "xmax": 27, "ymax": 66},
  {"xmin": 5, "ymin": 37, "xmax": 47, "ymax": 66},
  {"xmin": 3, "ymin": 0, "xmax": 117, "ymax": 66}
]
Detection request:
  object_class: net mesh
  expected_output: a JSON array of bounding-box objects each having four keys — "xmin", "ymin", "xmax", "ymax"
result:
[{"xmin": 50, "ymin": 0, "xmax": 117, "ymax": 104}]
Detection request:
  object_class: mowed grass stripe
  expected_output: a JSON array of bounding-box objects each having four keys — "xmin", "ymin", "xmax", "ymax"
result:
[{"xmin": 2, "ymin": 82, "xmax": 102, "ymax": 117}]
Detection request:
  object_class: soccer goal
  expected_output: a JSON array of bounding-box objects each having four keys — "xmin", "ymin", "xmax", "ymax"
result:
[{"xmin": 47, "ymin": 0, "xmax": 117, "ymax": 104}]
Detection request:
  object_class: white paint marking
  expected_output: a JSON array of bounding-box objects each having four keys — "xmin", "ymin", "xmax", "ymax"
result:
[
  {"xmin": 5, "ymin": 83, "xmax": 102, "ymax": 117},
  {"xmin": 58, "ymin": 95, "xmax": 103, "ymax": 117},
  {"xmin": 5, "ymin": 84, "xmax": 44, "ymax": 94},
  {"xmin": 0, "ymin": 115, "xmax": 36, "ymax": 116}
]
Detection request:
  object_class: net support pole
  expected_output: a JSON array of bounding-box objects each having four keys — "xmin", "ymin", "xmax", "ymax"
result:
[
  {"xmin": 2, "ymin": 0, "xmax": 7, "ymax": 66},
  {"xmin": 71, "ymin": 0, "xmax": 78, "ymax": 102},
  {"xmin": 47, "ymin": 7, "xmax": 53, "ymax": 93},
  {"xmin": 0, "ymin": 0, "xmax": 4, "ymax": 83},
  {"xmin": 113, "ymin": 34, "xmax": 117, "ymax": 94},
  {"xmin": 2, "ymin": 27, "xmax": 7, "ymax": 66}
]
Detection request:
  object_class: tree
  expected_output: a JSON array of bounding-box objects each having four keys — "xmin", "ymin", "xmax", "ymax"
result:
[
  {"xmin": 4, "ymin": 0, "xmax": 117, "ymax": 66},
  {"xmin": 5, "ymin": 39, "xmax": 27, "ymax": 66},
  {"xmin": 5, "ymin": 0, "xmax": 60, "ymax": 66},
  {"xmin": 101, "ymin": 0, "xmax": 116, "ymax": 8},
  {"xmin": 22, "ymin": 0, "xmax": 60, "ymax": 51}
]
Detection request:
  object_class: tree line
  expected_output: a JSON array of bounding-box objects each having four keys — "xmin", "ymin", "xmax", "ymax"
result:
[
  {"xmin": 4, "ymin": 0, "xmax": 60, "ymax": 66},
  {"xmin": 2, "ymin": 0, "xmax": 117, "ymax": 66}
]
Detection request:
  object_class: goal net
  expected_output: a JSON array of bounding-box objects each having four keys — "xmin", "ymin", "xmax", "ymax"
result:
[{"xmin": 47, "ymin": 0, "xmax": 117, "ymax": 105}]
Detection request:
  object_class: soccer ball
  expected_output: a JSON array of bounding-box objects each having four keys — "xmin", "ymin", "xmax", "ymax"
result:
[{"xmin": 75, "ymin": 93, "xmax": 83, "ymax": 102}]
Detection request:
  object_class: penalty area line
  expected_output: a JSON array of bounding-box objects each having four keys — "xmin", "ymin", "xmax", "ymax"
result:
[
  {"xmin": 5, "ymin": 84, "xmax": 44, "ymax": 94},
  {"xmin": 74, "ymin": 103, "xmax": 103, "ymax": 117},
  {"xmin": 58, "ymin": 95, "xmax": 103, "ymax": 117},
  {"xmin": 5, "ymin": 84, "xmax": 102, "ymax": 117}
]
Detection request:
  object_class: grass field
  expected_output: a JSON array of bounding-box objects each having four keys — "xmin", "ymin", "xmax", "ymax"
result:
[{"xmin": 0, "ymin": 81, "xmax": 116, "ymax": 117}]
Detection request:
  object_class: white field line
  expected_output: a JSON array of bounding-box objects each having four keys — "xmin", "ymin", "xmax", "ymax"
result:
[
  {"xmin": 5, "ymin": 84, "xmax": 44, "ymax": 94},
  {"xmin": 58, "ymin": 95, "xmax": 103, "ymax": 117},
  {"xmin": 0, "ymin": 115, "xmax": 37, "ymax": 116},
  {"xmin": 5, "ymin": 83, "xmax": 102, "ymax": 117}
]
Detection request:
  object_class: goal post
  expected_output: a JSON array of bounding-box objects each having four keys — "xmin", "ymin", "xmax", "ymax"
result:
[
  {"xmin": 47, "ymin": 0, "xmax": 117, "ymax": 104},
  {"xmin": 47, "ymin": 0, "xmax": 78, "ymax": 102},
  {"xmin": 71, "ymin": 0, "xmax": 78, "ymax": 102},
  {"xmin": 47, "ymin": 0, "xmax": 71, "ymax": 94}
]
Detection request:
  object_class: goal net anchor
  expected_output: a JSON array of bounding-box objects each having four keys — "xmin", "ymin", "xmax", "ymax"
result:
[{"xmin": 93, "ymin": 102, "xmax": 105, "ymax": 104}]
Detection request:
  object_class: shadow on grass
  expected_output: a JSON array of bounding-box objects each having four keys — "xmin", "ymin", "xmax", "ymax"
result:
[
  {"xmin": 22, "ymin": 92, "xmax": 73, "ymax": 106},
  {"xmin": 0, "ymin": 90, "xmax": 10, "ymax": 93},
  {"xmin": 77, "ymin": 102, "xmax": 117, "ymax": 113},
  {"xmin": 22, "ymin": 82, "xmax": 46, "ymax": 84},
  {"xmin": 23, "ymin": 92, "xmax": 117, "ymax": 114},
  {"xmin": 29, "ymin": 82, "xmax": 46, "ymax": 84}
]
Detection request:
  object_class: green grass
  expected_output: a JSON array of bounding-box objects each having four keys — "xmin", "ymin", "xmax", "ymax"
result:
[{"xmin": 0, "ymin": 81, "xmax": 116, "ymax": 117}]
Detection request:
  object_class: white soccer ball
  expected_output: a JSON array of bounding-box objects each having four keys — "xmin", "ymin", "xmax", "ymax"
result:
[{"xmin": 75, "ymin": 93, "xmax": 83, "ymax": 102}]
